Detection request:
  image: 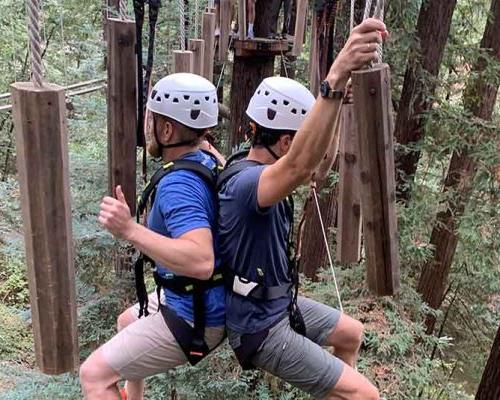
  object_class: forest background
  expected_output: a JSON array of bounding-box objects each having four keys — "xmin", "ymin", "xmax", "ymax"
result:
[{"xmin": 0, "ymin": 0, "xmax": 498, "ymax": 399}]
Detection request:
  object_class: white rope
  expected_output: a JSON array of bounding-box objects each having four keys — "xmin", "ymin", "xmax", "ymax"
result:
[
  {"xmin": 349, "ymin": 0, "xmax": 355, "ymax": 33},
  {"xmin": 280, "ymin": 47, "xmax": 289, "ymax": 78},
  {"xmin": 208, "ymin": 0, "xmax": 214, "ymax": 9},
  {"xmin": 215, "ymin": 35, "xmax": 234, "ymax": 90},
  {"xmin": 179, "ymin": 0, "xmax": 186, "ymax": 50},
  {"xmin": 373, "ymin": 0, "xmax": 384, "ymax": 63},
  {"xmin": 119, "ymin": 0, "xmax": 128, "ymax": 20},
  {"xmin": 312, "ymin": 186, "xmax": 343, "ymax": 313},
  {"xmin": 363, "ymin": 0, "xmax": 373, "ymax": 20},
  {"xmin": 194, "ymin": 0, "xmax": 199, "ymax": 38},
  {"xmin": 27, "ymin": 0, "xmax": 43, "ymax": 87}
]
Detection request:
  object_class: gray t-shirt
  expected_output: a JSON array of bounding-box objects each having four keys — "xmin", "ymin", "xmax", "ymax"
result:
[{"xmin": 218, "ymin": 163, "xmax": 292, "ymax": 334}]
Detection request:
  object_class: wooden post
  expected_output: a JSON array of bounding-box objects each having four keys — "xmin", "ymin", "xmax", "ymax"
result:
[
  {"xmin": 218, "ymin": 0, "xmax": 232, "ymax": 61},
  {"xmin": 336, "ymin": 104, "xmax": 362, "ymax": 264},
  {"xmin": 309, "ymin": 11, "xmax": 319, "ymax": 95},
  {"xmin": 291, "ymin": 0, "xmax": 307, "ymax": 56},
  {"xmin": 107, "ymin": 18, "xmax": 137, "ymax": 211},
  {"xmin": 238, "ymin": 0, "xmax": 246, "ymax": 40},
  {"xmin": 174, "ymin": 50, "xmax": 194, "ymax": 73},
  {"xmin": 351, "ymin": 64, "xmax": 400, "ymax": 296},
  {"xmin": 188, "ymin": 39, "xmax": 205, "ymax": 76},
  {"xmin": 11, "ymin": 82, "xmax": 78, "ymax": 375},
  {"xmin": 202, "ymin": 10, "xmax": 216, "ymax": 81}
]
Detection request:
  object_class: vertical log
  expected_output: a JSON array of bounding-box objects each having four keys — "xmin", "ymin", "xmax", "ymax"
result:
[
  {"xmin": 202, "ymin": 10, "xmax": 216, "ymax": 81},
  {"xmin": 352, "ymin": 64, "xmax": 400, "ymax": 296},
  {"xmin": 309, "ymin": 11, "xmax": 319, "ymax": 95},
  {"xmin": 188, "ymin": 39, "xmax": 205, "ymax": 76},
  {"xmin": 107, "ymin": 18, "xmax": 137, "ymax": 211},
  {"xmin": 394, "ymin": 0, "xmax": 457, "ymax": 202},
  {"xmin": 476, "ymin": 326, "xmax": 500, "ymax": 400},
  {"xmin": 418, "ymin": 0, "xmax": 500, "ymax": 333},
  {"xmin": 107, "ymin": 18, "xmax": 137, "ymax": 275},
  {"xmin": 336, "ymin": 104, "xmax": 362, "ymax": 263},
  {"xmin": 174, "ymin": 50, "xmax": 194, "ymax": 73},
  {"xmin": 218, "ymin": 0, "xmax": 231, "ymax": 61},
  {"xmin": 238, "ymin": 0, "xmax": 246, "ymax": 40},
  {"xmin": 11, "ymin": 82, "xmax": 78, "ymax": 374},
  {"xmin": 291, "ymin": 0, "xmax": 308, "ymax": 57}
]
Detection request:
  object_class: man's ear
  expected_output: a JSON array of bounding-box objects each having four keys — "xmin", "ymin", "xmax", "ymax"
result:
[
  {"xmin": 280, "ymin": 134, "xmax": 293, "ymax": 150},
  {"xmin": 159, "ymin": 121, "xmax": 173, "ymax": 145}
]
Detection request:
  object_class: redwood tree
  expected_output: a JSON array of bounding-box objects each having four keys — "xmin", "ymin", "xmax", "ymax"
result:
[
  {"xmin": 476, "ymin": 326, "xmax": 500, "ymax": 400},
  {"xmin": 394, "ymin": 0, "xmax": 457, "ymax": 202},
  {"xmin": 418, "ymin": 0, "xmax": 500, "ymax": 333}
]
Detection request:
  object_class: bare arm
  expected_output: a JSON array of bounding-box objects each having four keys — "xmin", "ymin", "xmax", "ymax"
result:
[
  {"xmin": 200, "ymin": 139, "xmax": 226, "ymax": 167},
  {"xmin": 312, "ymin": 109, "xmax": 342, "ymax": 185},
  {"xmin": 257, "ymin": 18, "xmax": 387, "ymax": 207},
  {"xmin": 99, "ymin": 186, "xmax": 214, "ymax": 280}
]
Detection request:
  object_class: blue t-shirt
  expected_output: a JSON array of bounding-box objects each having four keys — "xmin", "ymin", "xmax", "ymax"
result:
[
  {"xmin": 218, "ymin": 163, "xmax": 292, "ymax": 334},
  {"xmin": 147, "ymin": 150, "xmax": 225, "ymax": 327}
]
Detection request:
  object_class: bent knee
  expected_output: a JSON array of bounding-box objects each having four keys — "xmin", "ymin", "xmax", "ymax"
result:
[
  {"xmin": 79, "ymin": 358, "xmax": 98, "ymax": 389},
  {"xmin": 359, "ymin": 384, "xmax": 379, "ymax": 400},
  {"xmin": 117, "ymin": 309, "xmax": 136, "ymax": 331}
]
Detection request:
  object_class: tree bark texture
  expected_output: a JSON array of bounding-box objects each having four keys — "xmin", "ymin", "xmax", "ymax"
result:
[
  {"xmin": 228, "ymin": 0, "xmax": 282, "ymax": 151},
  {"xmin": 476, "ymin": 326, "xmax": 500, "ymax": 400},
  {"xmin": 418, "ymin": 0, "xmax": 500, "ymax": 333},
  {"xmin": 394, "ymin": 0, "xmax": 457, "ymax": 202}
]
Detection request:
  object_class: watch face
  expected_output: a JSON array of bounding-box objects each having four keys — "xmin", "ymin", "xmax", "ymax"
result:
[{"xmin": 320, "ymin": 81, "xmax": 329, "ymax": 97}]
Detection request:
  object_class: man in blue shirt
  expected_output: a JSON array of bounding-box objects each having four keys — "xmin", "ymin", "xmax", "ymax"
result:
[
  {"xmin": 219, "ymin": 19, "xmax": 387, "ymax": 400},
  {"xmin": 80, "ymin": 73, "xmax": 225, "ymax": 400}
]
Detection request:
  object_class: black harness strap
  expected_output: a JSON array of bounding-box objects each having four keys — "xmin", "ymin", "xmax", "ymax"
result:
[{"xmin": 133, "ymin": 158, "xmax": 224, "ymax": 365}]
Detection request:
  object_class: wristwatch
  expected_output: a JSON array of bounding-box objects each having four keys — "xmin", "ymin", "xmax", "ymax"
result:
[{"xmin": 320, "ymin": 80, "xmax": 344, "ymax": 100}]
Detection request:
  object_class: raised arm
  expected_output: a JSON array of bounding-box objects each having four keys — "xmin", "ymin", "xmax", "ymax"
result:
[{"xmin": 257, "ymin": 18, "xmax": 387, "ymax": 208}]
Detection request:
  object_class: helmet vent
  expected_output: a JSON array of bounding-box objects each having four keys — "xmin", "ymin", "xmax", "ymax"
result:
[
  {"xmin": 151, "ymin": 90, "xmax": 157, "ymax": 99},
  {"xmin": 184, "ymin": 95, "xmax": 190, "ymax": 100},
  {"xmin": 301, "ymin": 109, "xmax": 307, "ymax": 115},
  {"xmin": 271, "ymin": 99, "xmax": 277, "ymax": 105},
  {"xmin": 190, "ymin": 109, "xmax": 201, "ymax": 120},
  {"xmin": 164, "ymin": 93, "xmax": 170, "ymax": 99},
  {"xmin": 264, "ymin": 91, "xmax": 270, "ymax": 96},
  {"xmin": 173, "ymin": 98, "xmax": 179, "ymax": 103},
  {"xmin": 291, "ymin": 108, "xmax": 297, "ymax": 114},
  {"xmin": 213, "ymin": 98, "xmax": 216, "ymax": 103},
  {"xmin": 257, "ymin": 90, "xmax": 261, "ymax": 95},
  {"xmin": 156, "ymin": 96, "xmax": 161, "ymax": 102},
  {"xmin": 283, "ymin": 100, "xmax": 289, "ymax": 106},
  {"xmin": 205, "ymin": 96, "xmax": 210, "ymax": 101},
  {"xmin": 194, "ymin": 99, "xmax": 200, "ymax": 105},
  {"xmin": 267, "ymin": 108, "xmax": 277, "ymax": 120}
]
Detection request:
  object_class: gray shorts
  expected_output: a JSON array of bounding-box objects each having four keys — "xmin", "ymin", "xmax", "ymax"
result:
[
  {"xmin": 103, "ymin": 293, "xmax": 225, "ymax": 381},
  {"xmin": 228, "ymin": 296, "xmax": 344, "ymax": 399}
]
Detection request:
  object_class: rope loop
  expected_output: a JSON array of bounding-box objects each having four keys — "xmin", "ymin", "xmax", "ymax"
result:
[
  {"xmin": 179, "ymin": 0, "xmax": 186, "ymax": 50},
  {"xmin": 119, "ymin": 0, "xmax": 129, "ymax": 20}
]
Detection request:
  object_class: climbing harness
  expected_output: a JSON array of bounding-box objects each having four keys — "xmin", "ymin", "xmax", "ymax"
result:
[
  {"xmin": 133, "ymin": 156, "xmax": 224, "ymax": 365},
  {"xmin": 217, "ymin": 151, "xmax": 305, "ymax": 369}
]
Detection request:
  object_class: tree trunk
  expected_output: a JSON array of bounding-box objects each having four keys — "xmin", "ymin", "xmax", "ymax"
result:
[
  {"xmin": 476, "ymin": 326, "xmax": 500, "ymax": 400},
  {"xmin": 299, "ymin": 0, "xmax": 352, "ymax": 279},
  {"xmin": 394, "ymin": 0, "xmax": 457, "ymax": 202},
  {"xmin": 228, "ymin": 0, "xmax": 282, "ymax": 151},
  {"xmin": 418, "ymin": 0, "xmax": 500, "ymax": 333}
]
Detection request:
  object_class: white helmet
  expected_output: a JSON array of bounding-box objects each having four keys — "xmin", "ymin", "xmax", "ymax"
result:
[
  {"xmin": 246, "ymin": 77, "xmax": 316, "ymax": 131},
  {"xmin": 147, "ymin": 73, "xmax": 218, "ymax": 129}
]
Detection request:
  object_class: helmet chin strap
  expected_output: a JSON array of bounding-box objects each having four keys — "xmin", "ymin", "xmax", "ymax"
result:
[{"xmin": 264, "ymin": 145, "xmax": 281, "ymax": 161}]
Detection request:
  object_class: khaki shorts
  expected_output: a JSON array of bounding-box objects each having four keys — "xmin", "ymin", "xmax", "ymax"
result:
[{"xmin": 102, "ymin": 292, "xmax": 225, "ymax": 381}]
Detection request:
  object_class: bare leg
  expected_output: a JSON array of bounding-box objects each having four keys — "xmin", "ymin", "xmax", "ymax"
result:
[
  {"xmin": 324, "ymin": 314, "xmax": 364, "ymax": 368},
  {"xmin": 324, "ymin": 364, "xmax": 379, "ymax": 400},
  {"xmin": 80, "ymin": 348, "xmax": 122, "ymax": 400},
  {"xmin": 117, "ymin": 310, "xmax": 144, "ymax": 400},
  {"xmin": 247, "ymin": 0, "xmax": 256, "ymax": 38}
]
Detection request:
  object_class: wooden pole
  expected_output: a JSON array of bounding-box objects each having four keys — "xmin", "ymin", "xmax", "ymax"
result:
[
  {"xmin": 202, "ymin": 10, "xmax": 216, "ymax": 81},
  {"xmin": 218, "ymin": 0, "xmax": 231, "ymax": 61},
  {"xmin": 174, "ymin": 50, "xmax": 194, "ymax": 73},
  {"xmin": 188, "ymin": 39, "xmax": 205, "ymax": 76},
  {"xmin": 107, "ymin": 18, "xmax": 137, "ymax": 212},
  {"xmin": 336, "ymin": 104, "xmax": 362, "ymax": 264},
  {"xmin": 11, "ymin": 82, "xmax": 78, "ymax": 375},
  {"xmin": 309, "ymin": 11, "xmax": 319, "ymax": 95},
  {"xmin": 291, "ymin": 0, "xmax": 307, "ymax": 56},
  {"xmin": 238, "ymin": 0, "xmax": 246, "ymax": 40},
  {"xmin": 351, "ymin": 64, "xmax": 400, "ymax": 296}
]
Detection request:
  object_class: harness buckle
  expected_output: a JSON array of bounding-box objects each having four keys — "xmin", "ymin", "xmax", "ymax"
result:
[{"xmin": 232, "ymin": 276, "xmax": 259, "ymax": 297}]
